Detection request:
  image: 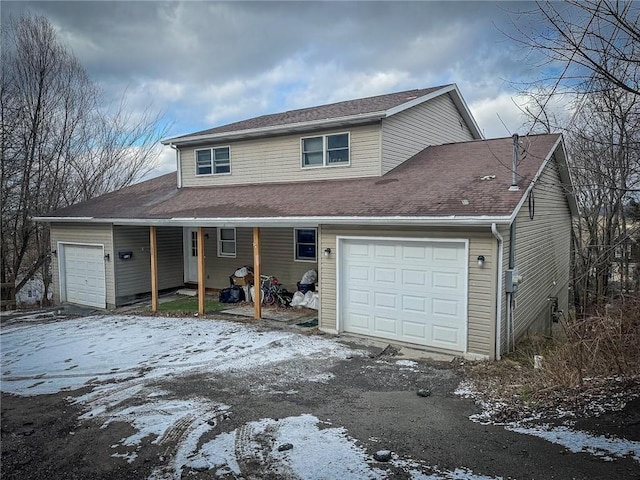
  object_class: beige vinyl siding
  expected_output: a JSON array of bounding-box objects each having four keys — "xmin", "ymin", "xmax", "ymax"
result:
[
  {"xmin": 113, "ymin": 226, "xmax": 184, "ymax": 305},
  {"xmin": 498, "ymin": 225, "xmax": 510, "ymax": 356},
  {"xmin": 259, "ymin": 228, "xmax": 318, "ymax": 289},
  {"xmin": 201, "ymin": 227, "xmax": 253, "ymax": 288},
  {"xmin": 201, "ymin": 227, "xmax": 316, "ymax": 291},
  {"xmin": 468, "ymin": 237, "xmax": 498, "ymax": 356},
  {"xmin": 181, "ymin": 124, "xmax": 381, "ymax": 187},
  {"xmin": 511, "ymin": 156, "xmax": 572, "ymax": 341},
  {"xmin": 319, "ymin": 225, "xmax": 497, "ymax": 357},
  {"xmin": 381, "ymin": 93, "xmax": 476, "ymax": 174},
  {"xmin": 50, "ymin": 223, "xmax": 115, "ymax": 308}
]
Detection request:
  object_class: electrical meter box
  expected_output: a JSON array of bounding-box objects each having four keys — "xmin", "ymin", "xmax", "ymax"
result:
[{"xmin": 505, "ymin": 268, "xmax": 522, "ymax": 293}]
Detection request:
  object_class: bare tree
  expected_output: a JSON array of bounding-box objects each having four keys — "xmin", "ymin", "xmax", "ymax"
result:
[
  {"xmin": 565, "ymin": 84, "xmax": 640, "ymax": 311},
  {"xmin": 515, "ymin": 84, "xmax": 640, "ymax": 311},
  {"xmin": 69, "ymin": 92, "xmax": 167, "ymax": 202},
  {"xmin": 516, "ymin": 85, "xmax": 575, "ymax": 134},
  {"xmin": 515, "ymin": 0, "xmax": 639, "ymax": 97},
  {"xmin": 511, "ymin": 1, "xmax": 640, "ymax": 311},
  {"xmin": 1, "ymin": 15, "xmax": 168, "ymax": 304}
]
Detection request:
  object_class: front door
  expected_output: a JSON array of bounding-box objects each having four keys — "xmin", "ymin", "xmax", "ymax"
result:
[{"xmin": 183, "ymin": 228, "xmax": 199, "ymax": 283}]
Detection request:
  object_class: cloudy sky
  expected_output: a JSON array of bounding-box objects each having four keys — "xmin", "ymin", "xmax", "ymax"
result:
[{"xmin": 3, "ymin": 1, "xmax": 556, "ymax": 178}]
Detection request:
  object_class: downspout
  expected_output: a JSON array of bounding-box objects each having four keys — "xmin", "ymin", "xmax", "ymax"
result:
[
  {"xmin": 491, "ymin": 223, "xmax": 503, "ymax": 360},
  {"xmin": 170, "ymin": 143, "xmax": 182, "ymax": 189}
]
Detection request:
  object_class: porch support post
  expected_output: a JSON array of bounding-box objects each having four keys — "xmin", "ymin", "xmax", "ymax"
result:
[
  {"xmin": 197, "ymin": 227, "xmax": 206, "ymax": 315},
  {"xmin": 253, "ymin": 227, "xmax": 261, "ymax": 319},
  {"xmin": 150, "ymin": 226, "xmax": 159, "ymax": 312}
]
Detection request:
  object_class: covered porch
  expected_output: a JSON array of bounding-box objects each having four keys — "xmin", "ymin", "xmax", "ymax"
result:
[{"xmin": 145, "ymin": 224, "xmax": 322, "ymax": 319}]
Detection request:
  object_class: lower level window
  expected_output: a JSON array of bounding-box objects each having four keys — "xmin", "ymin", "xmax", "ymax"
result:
[
  {"xmin": 295, "ymin": 228, "xmax": 317, "ymax": 261},
  {"xmin": 218, "ymin": 228, "xmax": 236, "ymax": 257}
]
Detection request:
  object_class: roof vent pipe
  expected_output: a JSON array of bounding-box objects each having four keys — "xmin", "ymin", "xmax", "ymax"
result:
[{"xmin": 509, "ymin": 133, "xmax": 520, "ymax": 191}]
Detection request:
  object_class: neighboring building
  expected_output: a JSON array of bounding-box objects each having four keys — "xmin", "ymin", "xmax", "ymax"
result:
[
  {"xmin": 35, "ymin": 84, "xmax": 577, "ymax": 359},
  {"xmin": 613, "ymin": 233, "xmax": 640, "ymax": 292},
  {"xmin": 15, "ymin": 275, "xmax": 49, "ymax": 307}
]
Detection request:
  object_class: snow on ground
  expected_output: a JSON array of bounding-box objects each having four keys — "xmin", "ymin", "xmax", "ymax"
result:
[
  {"xmin": 506, "ymin": 424, "xmax": 640, "ymax": 463},
  {"xmin": 395, "ymin": 359, "xmax": 420, "ymax": 372},
  {"xmin": 3, "ymin": 314, "xmax": 637, "ymax": 477},
  {"xmin": 72, "ymin": 376, "xmax": 234, "ymax": 471},
  {"xmin": 456, "ymin": 380, "xmax": 640, "ymax": 464},
  {"xmin": 1, "ymin": 315, "xmax": 503, "ymax": 479},
  {"xmin": 172, "ymin": 413, "xmax": 502, "ymax": 480},
  {"xmin": 0, "ymin": 315, "xmax": 358, "ymax": 395},
  {"xmin": 180, "ymin": 414, "xmax": 386, "ymax": 479}
]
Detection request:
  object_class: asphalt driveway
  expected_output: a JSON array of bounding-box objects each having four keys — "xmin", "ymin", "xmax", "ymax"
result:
[{"xmin": 1, "ymin": 312, "xmax": 638, "ymax": 479}]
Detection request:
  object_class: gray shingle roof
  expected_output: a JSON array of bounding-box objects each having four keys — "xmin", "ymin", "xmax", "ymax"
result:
[
  {"xmin": 169, "ymin": 86, "xmax": 448, "ymax": 141},
  {"xmin": 44, "ymin": 134, "xmax": 563, "ymax": 223}
]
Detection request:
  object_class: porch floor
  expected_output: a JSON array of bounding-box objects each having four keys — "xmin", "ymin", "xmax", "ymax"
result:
[{"xmin": 220, "ymin": 305, "xmax": 318, "ymax": 325}]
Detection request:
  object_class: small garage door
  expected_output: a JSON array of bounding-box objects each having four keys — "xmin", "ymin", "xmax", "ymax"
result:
[
  {"xmin": 61, "ymin": 244, "xmax": 106, "ymax": 308},
  {"xmin": 339, "ymin": 238, "xmax": 467, "ymax": 351}
]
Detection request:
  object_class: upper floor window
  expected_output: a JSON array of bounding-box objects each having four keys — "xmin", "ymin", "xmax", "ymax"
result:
[
  {"xmin": 217, "ymin": 227, "xmax": 236, "ymax": 258},
  {"xmin": 301, "ymin": 133, "xmax": 349, "ymax": 168},
  {"xmin": 196, "ymin": 146, "xmax": 231, "ymax": 175}
]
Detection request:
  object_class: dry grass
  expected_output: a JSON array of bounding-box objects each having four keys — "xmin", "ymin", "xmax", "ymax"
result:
[
  {"xmin": 542, "ymin": 298, "xmax": 640, "ymax": 384},
  {"xmin": 464, "ymin": 297, "xmax": 640, "ymax": 421}
]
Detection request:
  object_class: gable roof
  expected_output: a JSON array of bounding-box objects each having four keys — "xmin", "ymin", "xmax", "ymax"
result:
[
  {"xmin": 163, "ymin": 84, "xmax": 482, "ymax": 146},
  {"xmin": 38, "ymin": 134, "xmax": 573, "ymax": 227}
]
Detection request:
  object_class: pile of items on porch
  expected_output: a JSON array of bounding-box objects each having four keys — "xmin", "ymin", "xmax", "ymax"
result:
[{"xmin": 219, "ymin": 267, "xmax": 318, "ymax": 309}]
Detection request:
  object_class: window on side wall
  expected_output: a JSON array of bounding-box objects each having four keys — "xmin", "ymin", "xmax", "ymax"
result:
[
  {"xmin": 196, "ymin": 146, "xmax": 231, "ymax": 175},
  {"xmin": 218, "ymin": 228, "xmax": 236, "ymax": 257},
  {"xmin": 294, "ymin": 228, "xmax": 317, "ymax": 262},
  {"xmin": 301, "ymin": 133, "xmax": 349, "ymax": 168}
]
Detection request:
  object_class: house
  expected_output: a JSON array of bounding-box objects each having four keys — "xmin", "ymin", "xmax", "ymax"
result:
[
  {"xmin": 15, "ymin": 275, "xmax": 48, "ymax": 307},
  {"xmin": 612, "ymin": 230, "xmax": 640, "ymax": 293},
  {"xmin": 35, "ymin": 84, "xmax": 577, "ymax": 359}
]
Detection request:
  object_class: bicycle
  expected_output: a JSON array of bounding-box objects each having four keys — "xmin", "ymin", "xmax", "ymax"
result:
[{"xmin": 260, "ymin": 275, "xmax": 292, "ymax": 307}]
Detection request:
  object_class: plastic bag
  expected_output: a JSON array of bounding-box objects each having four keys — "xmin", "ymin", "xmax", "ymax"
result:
[
  {"xmin": 306, "ymin": 292, "xmax": 319, "ymax": 310},
  {"xmin": 300, "ymin": 269, "xmax": 317, "ymax": 285},
  {"xmin": 220, "ymin": 286, "xmax": 243, "ymax": 303},
  {"xmin": 250, "ymin": 286, "xmax": 262, "ymax": 303},
  {"xmin": 297, "ymin": 282, "xmax": 315, "ymax": 294},
  {"xmin": 290, "ymin": 291, "xmax": 306, "ymax": 307},
  {"xmin": 303, "ymin": 290, "xmax": 314, "ymax": 305},
  {"xmin": 235, "ymin": 266, "xmax": 249, "ymax": 277}
]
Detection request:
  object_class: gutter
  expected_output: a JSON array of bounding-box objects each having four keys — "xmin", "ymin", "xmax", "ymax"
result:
[
  {"xmin": 491, "ymin": 223, "xmax": 504, "ymax": 360},
  {"xmin": 32, "ymin": 215, "xmax": 513, "ymax": 228}
]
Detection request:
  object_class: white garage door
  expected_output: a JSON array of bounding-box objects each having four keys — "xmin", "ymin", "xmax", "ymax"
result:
[
  {"xmin": 61, "ymin": 244, "xmax": 106, "ymax": 308},
  {"xmin": 339, "ymin": 238, "xmax": 467, "ymax": 351}
]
